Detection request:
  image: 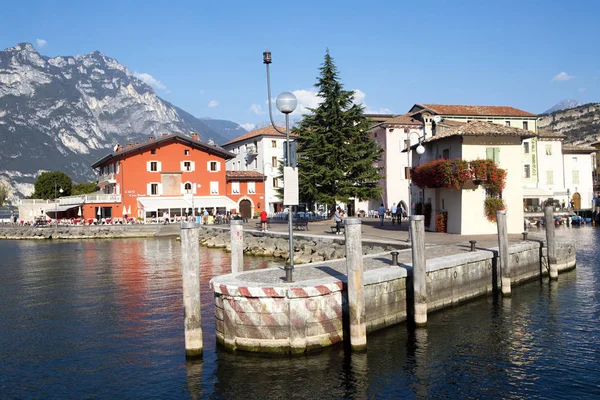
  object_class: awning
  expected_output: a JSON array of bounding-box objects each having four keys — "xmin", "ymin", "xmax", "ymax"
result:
[
  {"xmin": 137, "ymin": 196, "xmax": 238, "ymax": 212},
  {"xmin": 523, "ymin": 188, "xmax": 554, "ymax": 198},
  {"xmin": 48, "ymin": 204, "xmax": 81, "ymax": 213}
]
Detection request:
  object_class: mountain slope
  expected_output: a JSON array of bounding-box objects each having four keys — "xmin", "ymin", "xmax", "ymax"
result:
[
  {"xmin": 543, "ymin": 99, "xmax": 582, "ymax": 114},
  {"xmin": 537, "ymin": 103, "xmax": 600, "ymax": 145},
  {"xmin": 0, "ymin": 43, "xmax": 241, "ymax": 198}
]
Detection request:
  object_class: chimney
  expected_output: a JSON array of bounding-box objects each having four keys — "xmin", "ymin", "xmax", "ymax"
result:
[
  {"xmin": 134, "ymin": 142, "xmax": 139, "ymax": 146},
  {"xmin": 148, "ymin": 136, "xmax": 154, "ymax": 142},
  {"xmin": 162, "ymin": 133, "xmax": 168, "ymax": 137},
  {"xmin": 126, "ymin": 143, "xmax": 133, "ymax": 149},
  {"xmin": 191, "ymin": 132, "xmax": 199, "ymax": 141}
]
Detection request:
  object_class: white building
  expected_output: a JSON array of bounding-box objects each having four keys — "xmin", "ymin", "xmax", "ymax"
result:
[
  {"xmin": 562, "ymin": 145, "xmax": 596, "ymax": 210},
  {"xmin": 222, "ymin": 126, "xmax": 292, "ymax": 214}
]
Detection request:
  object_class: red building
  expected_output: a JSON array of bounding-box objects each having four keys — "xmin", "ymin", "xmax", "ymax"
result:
[{"xmin": 88, "ymin": 133, "xmax": 265, "ymax": 222}]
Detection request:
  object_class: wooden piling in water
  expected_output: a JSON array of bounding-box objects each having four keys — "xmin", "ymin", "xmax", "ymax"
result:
[
  {"xmin": 180, "ymin": 222, "xmax": 203, "ymax": 358},
  {"xmin": 344, "ymin": 218, "xmax": 366, "ymax": 351},
  {"xmin": 410, "ymin": 215, "xmax": 427, "ymax": 326},
  {"xmin": 544, "ymin": 206, "xmax": 558, "ymax": 280},
  {"xmin": 497, "ymin": 210, "xmax": 511, "ymax": 296},
  {"xmin": 230, "ymin": 219, "xmax": 243, "ymax": 274}
]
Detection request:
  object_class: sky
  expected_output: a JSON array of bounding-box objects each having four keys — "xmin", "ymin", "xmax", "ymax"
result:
[{"xmin": 1, "ymin": 0, "xmax": 598, "ymax": 131}]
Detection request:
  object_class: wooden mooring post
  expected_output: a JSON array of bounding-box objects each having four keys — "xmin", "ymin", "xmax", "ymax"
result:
[
  {"xmin": 544, "ymin": 206, "xmax": 558, "ymax": 280},
  {"xmin": 410, "ymin": 215, "xmax": 427, "ymax": 326},
  {"xmin": 180, "ymin": 222, "xmax": 203, "ymax": 358},
  {"xmin": 497, "ymin": 210, "xmax": 511, "ymax": 296},
  {"xmin": 344, "ymin": 218, "xmax": 366, "ymax": 351},
  {"xmin": 230, "ymin": 219, "xmax": 243, "ymax": 273}
]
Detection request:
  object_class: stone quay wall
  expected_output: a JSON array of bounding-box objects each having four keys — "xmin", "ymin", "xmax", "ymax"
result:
[
  {"xmin": 0, "ymin": 224, "xmax": 180, "ymax": 239},
  {"xmin": 211, "ymin": 239, "xmax": 576, "ymax": 354}
]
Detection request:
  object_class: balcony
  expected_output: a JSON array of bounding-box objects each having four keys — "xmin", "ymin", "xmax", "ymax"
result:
[
  {"xmin": 19, "ymin": 194, "xmax": 121, "ymax": 206},
  {"xmin": 246, "ymin": 145, "xmax": 258, "ymax": 156},
  {"xmin": 98, "ymin": 173, "xmax": 117, "ymax": 186}
]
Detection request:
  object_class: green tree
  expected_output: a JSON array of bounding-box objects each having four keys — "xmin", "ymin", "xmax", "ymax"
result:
[
  {"xmin": 32, "ymin": 171, "xmax": 72, "ymax": 199},
  {"xmin": 294, "ymin": 50, "xmax": 383, "ymax": 214},
  {"xmin": 71, "ymin": 182, "xmax": 98, "ymax": 195},
  {"xmin": 0, "ymin": 183, "xmax": 9, "ymax": 206}
]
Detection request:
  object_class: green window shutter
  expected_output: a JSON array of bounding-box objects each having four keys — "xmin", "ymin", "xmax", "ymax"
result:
[
  {"xmin": 486, "ymin": 148, "xmax": 494, "ymax": 160},
  {"xmin": 573, "ymin": 170, "xmax": 579, "ymax": 184},
  {"xmin": 486, "ymin": 147, "xmax": 500, "ymax": 164}
]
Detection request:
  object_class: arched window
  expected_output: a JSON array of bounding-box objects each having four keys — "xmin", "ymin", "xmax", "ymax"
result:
[{"xmin": 184, "ymin": 182, "xmax": 192, "ymax": 194}]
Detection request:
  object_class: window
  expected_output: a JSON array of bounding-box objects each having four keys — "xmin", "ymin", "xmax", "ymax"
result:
[
  {"xmin": 523, "ymin": 142, "xmax": 530, "ymax": 154},
  {"xmin": 184, "ymin": 149, "xmax": 190, "ymax": 156},
  {"xmin": 573, "ymin": 170, "xmax": 580, "ymax": 184},
  {"xmin": 150, "ymin": 183, "xmax": 159, "ymax": 195},
  {"xmin": 248, "ymin": 182, "xmax": 256, "ymax": 194},
  {"xmin": 208, "ymin": 161, "xmax": 220, "ymax": 172},
  {"xmin": 402, "ymin": 140, "xmax": 408, "ymax": 151},
  {"xmin": 184, "ymin": 182, "xmax": 192, "ymax": 194},
  {"xmin": 405, "ymin": 167, "xmax": 410, "ymax": 180},
  {"xmin": 524, "ymin": 164, "xmax": 531, "ymax": 179},
  {"xmin": 545, "ymin": 145, "xmax": 552, "ymax": 155},
  {"xmin": 442, "ymin": 149, "xmax": 450, "ymax": 159},
  {"xmin": 273, "ymin": 177, "xmax": 279, "ymax": 188},
  {"xmin": 210, "ymin": 182, "xmax": 219, "ymax": 194},
  {"xmin": 505, "ymin": 121, "xmax": 511, "ymax": 127},
  {"xmin": 272, "ymin": 140, "xmax": 277, "ymax": 148},
  {"xmin": 546, "ymin": 170, "xmax": 554, "ymax": 185},
  {"xmin": 151, "ymin": 149, "xmax": 156, "ymax": 155},
  {"xmin": 272, "ymin": 156, "xmax": 278, "ymax": 168},
  {"xmin": 183, "ymin": 161, "xmax": 192, "ymax": 171},
  {"xmin": 523, "ymin": 121, "xmax": 528, "ymax": 131},
  {"xmin": 572, "ymin": 156, "xmax": 578, "ymax": 163},
  {"xmin": 147, "ymin": 161, "xmax": 161, "ymax": 172},
  {"xmin": 232, "ymin": 182, "xmax": 240, "ymax": 194},
  {"xmin": 486, "ymin": 147, "xmax": 500, "ymax": 164}
]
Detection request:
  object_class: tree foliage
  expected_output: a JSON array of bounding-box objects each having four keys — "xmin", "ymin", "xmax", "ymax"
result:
[
  {"xmin": 293, "ymin": 50, "xmax": 383, "ymax": 213},
  {"xmin": 71, "ymin": 182, "xmax": 98, "ymax": 196},
  {"xmin": 32, "ymin": 171, "xmax": 72, "ymax": 199},
  {"xmin": 0, "ymin": 183, "xmax": 9, "ymax": 206}
]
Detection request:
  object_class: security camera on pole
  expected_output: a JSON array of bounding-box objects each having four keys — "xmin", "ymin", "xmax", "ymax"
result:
[{"xmin": 263, "ymin": 50, "xmax": 299, "ymax": 283}]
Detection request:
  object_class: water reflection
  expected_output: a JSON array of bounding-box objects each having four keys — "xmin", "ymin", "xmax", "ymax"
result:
[{"xmin": 0, "ymin": 229, "xmax": 599, "ymax": 399}]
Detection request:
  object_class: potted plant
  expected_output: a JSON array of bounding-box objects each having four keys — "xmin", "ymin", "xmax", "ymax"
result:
[{"xmin": 484, "ymin": 197, "xmax": 506, "ymax": 222}]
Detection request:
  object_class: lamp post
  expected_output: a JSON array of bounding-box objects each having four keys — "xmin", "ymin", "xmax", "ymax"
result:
[
  {"xmin": 54, "ymin": 182, "xmax": 63, "ymax": 225},
  {"xmin": 264, "ymin": 50, "xmax": 297, "ymax": 283},
  {"xmin": 407, "ymin": 132, "xmax": 425, "ymax": 241}
]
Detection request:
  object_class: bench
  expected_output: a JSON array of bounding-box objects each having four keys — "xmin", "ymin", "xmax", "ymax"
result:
[
  {"xmin": 330, "ymin": 225, "xmax": 345, "ymax": 234},
  {"xmin": 293, "ymin": 220, "xmax": 309, "ymax": 230}
]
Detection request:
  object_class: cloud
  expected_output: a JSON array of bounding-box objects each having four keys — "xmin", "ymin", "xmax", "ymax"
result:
[
  {"xmin": 36, "ymin": 39, "xmax": 47, "ymax": 48},
  {"xmin": 552, "ymin": 72, "xmax": 575, "ymax": 82},
  {"xmin": 249, "ymin": 104, "xmax": 264, "ymax": 115},
  {"xmin": 133, "ymin": 72, "xmax": 166, "ymax": 90},
  {"xmin": 208, "ymin": 100, "xmax": 219, "ymax": 108},
  {"xmin": 578, "ymin": 88, "xmax": 586, "ymax": 92},
  {"xmin": 240, "ymin": 123, "xmax": 256, "ymax": 131},
  {"xmin": 290, "ymin": 89, "xmax": 323, "ymax": 116}
]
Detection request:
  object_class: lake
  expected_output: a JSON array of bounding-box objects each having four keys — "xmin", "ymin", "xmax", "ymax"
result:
[{"xmin": 0, "ymin": 227, "xmax": 599, "ymax": 399}]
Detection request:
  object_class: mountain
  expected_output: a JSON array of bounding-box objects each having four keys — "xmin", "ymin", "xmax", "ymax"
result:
[
  {"xmin": 199, "ymin": 117, "xmax": 248, "ymax": 140},
  {"xmin": 543, "ymin": 100, "xmax": 582, "ymax": 114},
  {"xmin": 537, "ymin": 103, "xmax": 600, "ymax": 145},
  {"xmin": 0, "ymin": 43, "xmax": 245, "ymax": 199}
]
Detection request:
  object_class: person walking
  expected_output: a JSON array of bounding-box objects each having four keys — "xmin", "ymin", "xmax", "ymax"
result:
[
  {"xmin": 260, "ymin": 209, "xmax": 268, "ymax": 232},
  {"xmin": 334, "ymin": 207, "xmax": 344, "ymax": 235},
  {"xmin": 378, "ymin": 203, "xmax": 386, "ymax": 226},
  {"xmin": 391, "ymin": 203, "xmax": 397, "ymax": 225}
]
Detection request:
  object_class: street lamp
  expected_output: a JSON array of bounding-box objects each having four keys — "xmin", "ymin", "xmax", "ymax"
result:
[
  {"xmin": 407, "ymin": 132, "xmax": 425, "ymax": 241},
  {"xmin": 263, "ymin": 50, "xmax": 297, "ymax": 283},
  {"xmin": 54, "ymin": 182, "xmax": 63, "ymax": 225}
]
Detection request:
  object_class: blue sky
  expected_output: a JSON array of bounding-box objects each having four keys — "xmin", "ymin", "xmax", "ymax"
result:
[{"xmin": 1, "ymin": 0, "xmax": 598, "ymax": 131}]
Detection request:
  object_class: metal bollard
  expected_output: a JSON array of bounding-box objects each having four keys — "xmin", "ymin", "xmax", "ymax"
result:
[
  {"xmin": 469, "ymin": 240, "xmax": 477, "ymax": 252},
  {"xmin": 522, "ymin": 232, "xmax": 528, "ymax": 241},
  {"xmin": 391, "ymin": 251, "xmax": 399, "ymax": 266}
]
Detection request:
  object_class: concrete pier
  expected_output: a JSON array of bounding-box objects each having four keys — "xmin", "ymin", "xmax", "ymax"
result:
[
  {"xmin": 497, "ymin": 211, "xmax": 511, "ymax": 296},
  {"xmin": 410, "ymin": 216, "xmax": 427, "ymax": 326},
  {"xmin": 544, "ymin": 206, "xmax": 559, "ymax": 280},
  {"xmin": 344, "ymin": 218, "xmax": 366, "ymax": 351},
  {"xmin": 180, "ymin": 222, "xmax": 203, "ymax": 358},
  {"xmin": 230, "ymin": 219, "xmax": 243, "ymax": 274}
]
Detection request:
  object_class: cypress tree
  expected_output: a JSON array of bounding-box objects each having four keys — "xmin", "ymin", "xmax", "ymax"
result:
[{"xmin": 294, "ymin": 50, "xmax": 383, "ymax": 214}]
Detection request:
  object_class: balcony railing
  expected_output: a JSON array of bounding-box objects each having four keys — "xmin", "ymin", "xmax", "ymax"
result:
[
  {"xmin": 20, "ymin": 194, "xmax": 121, "ymax": 205},
  {"xmin": 246, "ymin": 145, "xmax": 258, "ymax": 156},
  {"xmin": 98, "ymin": 173, "xmax": 117, "ymax": 184}
]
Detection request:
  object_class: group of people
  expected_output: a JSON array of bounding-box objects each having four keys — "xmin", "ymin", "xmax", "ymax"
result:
[
  {"xmin": 333, "ymin": 207, "xmax": 346, "ymax": 234},
  {"xmin": 377, "ymin": 202, "xmax": 406, "ymax": 226}
]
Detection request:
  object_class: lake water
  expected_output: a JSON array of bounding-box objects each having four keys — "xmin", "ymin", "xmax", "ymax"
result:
[{"xmin": 0, "ymin": 228, "xmax": 599, "ymax": 399}]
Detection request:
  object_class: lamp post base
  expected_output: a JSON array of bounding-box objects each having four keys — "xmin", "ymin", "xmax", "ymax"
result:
[{"xmin": 284, "ymin": 264, "xmax": 294, "ymax": 283}]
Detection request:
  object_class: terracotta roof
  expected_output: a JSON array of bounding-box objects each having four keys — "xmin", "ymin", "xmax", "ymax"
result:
[
  {"xmin": 415, "ymin": 103, "xmax": 536, "ymax": 117},
  {"xmin": 222, "ymin": 125, "xmax": 295, "ymax": 147},
  {"xmin": 562, "ymin": 145, "xmax": 597, "ymax": 153},
  {"xmin": 383, "ymin": 114, "xmax": 422, "ymax": 126},
  {"xmin": 226, "ymin": 171, "xmax": 265, "ymax": 180},
  {"xmin": 425, "ymin": 121, "xmax": 536, "ymax": 143},
  {"xmin": 91, "ymin": 133, "xmax": 234, "ymax": 168},
  {"xmin": 365, "ymin": 114, "xmax": 396, "ymax": 123},
  {"xmin": 537, "ymin": 130, "xmax": 566, "ymax": 139}
]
